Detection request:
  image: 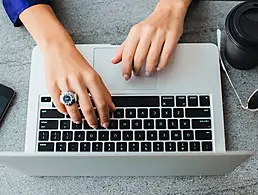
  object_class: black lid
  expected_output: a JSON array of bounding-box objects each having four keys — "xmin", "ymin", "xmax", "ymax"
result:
[{"xmin": 230, "ymin": 2, "xmax": 258, "ymax": 48}]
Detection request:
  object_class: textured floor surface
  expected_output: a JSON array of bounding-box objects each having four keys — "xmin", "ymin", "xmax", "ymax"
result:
[{"xmin": 1, "ymin": 1, "xmax": 258, "ymax": 195}]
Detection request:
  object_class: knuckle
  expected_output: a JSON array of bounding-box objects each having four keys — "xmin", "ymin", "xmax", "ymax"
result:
[
  {"xmin": 98, "ymin": 100, "xmax": 107, "ymax": 109},
  {"xmin": 84, "ymin": 107, "xmax": 94, "ymax": 117},
  {"xmin": 87, "ymin": 73, "xmax": 100, "ymax": 83},
  {"xmin": 123, "ymin": 53, "xmax": 134, "ymax": 62},
  {"xmin": 130, "ymin": 24, "xmax": 141, "ymax": 34}
]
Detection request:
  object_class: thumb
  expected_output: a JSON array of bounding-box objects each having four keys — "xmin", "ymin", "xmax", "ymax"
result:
[{"xmin": 111, "ymin": 40, "xmax": 126, "ymax": 64}]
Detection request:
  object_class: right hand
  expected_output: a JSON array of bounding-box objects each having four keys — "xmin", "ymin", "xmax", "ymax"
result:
[{"xmin": 43, "ymin": 43, "xmax": 115, "ymax": 128}]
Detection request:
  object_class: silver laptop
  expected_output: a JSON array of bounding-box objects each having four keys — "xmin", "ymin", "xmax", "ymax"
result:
[{"xmin": 0, "ymin": 43, "xmax": 253, "ymax": 176}]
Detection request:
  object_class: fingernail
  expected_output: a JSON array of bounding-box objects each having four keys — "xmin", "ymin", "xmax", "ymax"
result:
[
  {"xmin": 111, "ymin": 56, "xmax": 116, "ymax": 62},
  {"xmin": 145, "ymin": 72, "xmax": 152, "ymax": 77},
  {"xmin": 112, "ymin": 102, "xmax": 116, "ymax": 109},
  {"xmin": 102, "ymin": 122, "xmax": 109, "ymax": 129},
  {"xmin": 91, "ymin": 124, "xmax": 98, "ymax": 129},
  {"xmin": 75, "ymin": 121, "xmax": 81, "ymax": 124},
  {"xmin": 156, "ymin": 67, "xmax": 162, "ymax": 71},
  {"xmin": 63, "ymin": 112, "xmax": 68, "ymax": 115},
  {"xmin": 134, "ymin": 72, "xmax": 139, "ymax": 76},
  {"xmin": 123, "ymin": 74, "xmax": 130, "ymax": 81}
]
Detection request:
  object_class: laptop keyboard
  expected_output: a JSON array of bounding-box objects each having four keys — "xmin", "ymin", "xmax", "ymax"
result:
[{"xmin": 37, "ymin": 95, "xmax": 214, "ymax": 152}]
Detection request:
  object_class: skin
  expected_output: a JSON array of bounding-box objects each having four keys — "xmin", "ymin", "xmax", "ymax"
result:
[{"xmin": 19, "ymin": 0, "xmax": 192, "ymax": 128}]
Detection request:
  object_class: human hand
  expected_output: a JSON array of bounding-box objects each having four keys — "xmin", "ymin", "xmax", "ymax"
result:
[
  {"xmin": 44, "ymin": 43, "xmax": 115, "ymax": 128},
  {"xmin": 112, "ymin": 0, "xmax": 191, "ymax": 80}
]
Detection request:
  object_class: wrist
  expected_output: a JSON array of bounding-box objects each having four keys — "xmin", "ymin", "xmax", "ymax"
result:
[{"xmin": 156, "ymin": 0, "xmax": 191, "ymax": 14}]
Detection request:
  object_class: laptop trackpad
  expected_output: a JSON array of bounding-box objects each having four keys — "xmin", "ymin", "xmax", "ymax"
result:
[{"xmin": 93, "ymin": 48, "xmax": 157, "ymax": 90}]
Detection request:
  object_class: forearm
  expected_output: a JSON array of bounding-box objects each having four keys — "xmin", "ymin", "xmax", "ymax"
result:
[{"xmin": 19, "ymin": 4, "xmax": 74, "ymax": 55}]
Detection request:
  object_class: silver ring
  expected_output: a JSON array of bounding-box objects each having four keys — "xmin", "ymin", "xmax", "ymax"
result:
[{"xmin": 60, "ymin": 92, "xmax": 78, "ymax": 106}]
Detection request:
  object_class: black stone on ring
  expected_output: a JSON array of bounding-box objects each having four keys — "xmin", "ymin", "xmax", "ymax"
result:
[{"xmin": 60, "ymin": 92, "xmax": 77, "ymax": 106}]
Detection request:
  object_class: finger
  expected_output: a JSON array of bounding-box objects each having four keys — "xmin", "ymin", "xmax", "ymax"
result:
[
  {"xmin": 86, "ymin": 75, "xmax": 110, "ymax": 128},
  {"xmin": 133, "ymin": 36, "xmax": 151, "ymax": 75},
  {"xmin": 122, "ymin": 27, "xmax": 140, "ymax": 80},
  {"xmin": 59, "ymin": 79, "xmax": 81, "ymax": 124},
  {"xmin": 145, "ymin": 34, "xmax": 165, "ymax": 75},
  {"xmin": 157, "ymin": 35, "xmax": 179, "ymax": 71},
  {"xmin": 112, "ymin": 41, "xmax": 126, "ymax": 64},
  {"xmin": 99, "ymin": 80, "xmax": 116, "ymax": 111},
  {"xmin": 47, "ymin": 82, "xmax": 67, "ymax": 115},
  {"xmin": 76, "ymin": 85, "xmax": 98, "ymax": 128}
]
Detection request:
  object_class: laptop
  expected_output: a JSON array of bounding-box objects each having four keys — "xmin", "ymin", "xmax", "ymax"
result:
[{"xmin": 0, "ymin": 43, "xmax": 253, "ymax": 176}]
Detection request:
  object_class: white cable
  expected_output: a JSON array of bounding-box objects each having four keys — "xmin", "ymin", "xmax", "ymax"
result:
[{"xmin": 216, "ymin": 29, "xmax": 246, "ymax": 108}]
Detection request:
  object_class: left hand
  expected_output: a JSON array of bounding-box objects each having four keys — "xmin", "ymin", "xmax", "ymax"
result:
[{"xmin": 112, "ymin": 0, "xmax": 191, "ymax": 80}]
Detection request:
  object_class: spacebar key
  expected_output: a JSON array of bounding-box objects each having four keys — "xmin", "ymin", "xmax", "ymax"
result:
[
  {"xmin": 38, "ymin": 142, "xmax": 54, "ymax": 152},
  {"xmin": 112, "ymin": 96, "xmax": 160, "ymax": 107}
]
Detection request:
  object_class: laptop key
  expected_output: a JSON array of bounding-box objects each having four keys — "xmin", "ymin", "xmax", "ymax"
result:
[
  {"xmin": 156, "ymin": 119, "xmax": 166, "ymax": 129},
  {"xmin": 111, "ymin": 131, "xmax": 121, "ymax": 141},
  {"xmin": 86, "ymin": 131, "xmax": 97, "ymax": 141},
  {"xmin": 153, "ymin": 142, "xmax": 164, "ymax": 152},
  {"xmin": 202, "ymin": 141, "xmax": 213, "ymax": 151},
  {"xmin": 195, "ymin": 130, "xmax": 212, "ymax": 140},
  {"xmin": 112, "ymin": 96, "xmax": 159, "ymax": 107},
  {"xmin": 173, "ymin": 108, "xmax": 184, "ymax": 118},
  {"xmin": 200, "ymin": 96, "xmax": 210, "ymax": 106},
  {"xmin": 74, "ymin": 131, "xmax": 85, "ymax": 141},
  {"xmin": 161, "ymin": 108, "xmax": 172, "ymax": 118},
  {"xmin": 39, "ymin": 120, "xmax": 58, "ymax": 129},
  {"xmin": 190, "ymin": 142, "xmax": 200, "ymax": 151},
  {"xmin": 171, "ymin": 131, "xmax": 182, "ymax": 140},
  {"xmin": 183, "ymin": 130, "xmax": 194, "ymax": 140},
  {"xmin": 178, "ymin": 142, "xmax": 188, "ymax": 151},
  {"xmin": 159, "ymin": 131, "xmax": 169, "ymax": 140},
  {"xmin": 192, "ymin": 119, "xmax": 211, "ymax": 129},
  {"xmin": 114, "ymin": 109, "xmax": 124, "ymax": 118},
  {"xmin": 72, "ymin": 122, "xmax": 82, "ymax": 129},
  {"xmin": 186, "ymin": 108, "xmax": 211, "ymax": 118},
  {"xmin": 84, "ymin": 121, "xmax": 93, "ymax": 129},
  {"xmin": 126, "ymin": 109, "xmax": 136, "ymax": 118},
  {"xmin": 150, "ymin": 108, "xmax": 160, "ymax": 118},
  {"xmin": 123, "ymin": 131, "xmax": 133, "ymax": 141},
  {"xmin": 161, "ymin": 96, "xmax": 174, "ymax": 107},
  {"xmin": 176, "ymin": 96, "xmax": 186, "ymax": 107},
  {"xmin": 63, "ymin": 131, "xmax": 73, "ymax": 141},
  {"xmin": 165, "ymin": 142, "xmax": 176, "ymax": 152},
  {"xmin": 104, "ymin": 142, "xmax": 115, "ymax": 152},
  {"xmin": 120, "ymin": 120, "xmax": 130, "ymax": 129},
  {"xmin": 132, "ymin": 120, "xmax": 142, "ymax": 129},
  {"xmin": 147, "ymin": 131, "xmax": 157, "ymax": 140},
  {"xmin": 56, "ymin": 142, "xmax": 66, "ymax": 152},
  {"xmin": 180, "ymin": 119, "xmax": 190, "ymax": 129},
  {"xmin": 144, "ymin": 119, "xmax": 154, "ymax": 129},
  {"xmin": 117, "ymin": 142, "xmax": 127, "ymax": 152},
  {"xmin": 129, "ymin": 142, "xmax": 139, "ymax": 152},
  {"xmin": 188, "ymin": 96, "xmax": 198, "ymax": 107},
  {"xmin": 41, "ymin": 97, "xmax": 51, "ymax": 102},
  {"xmin": 141, "ymin": 142, "xmax": 151, "ymax": 152},
  {"xmin": 51, "ymin": 131, "xmax": 61, "ymax": 141},
  {"xmin": 99, "ymin": 131, "xmax": 109, "ymax": 141},
  {"xmin": 40, "ymin": 109, "xmax": 64, "ymax": 118},
  {"xmin": 138, "ymin": 109, "xmax": 148, "ymax": 118},
  {"xmin": 68, "ymin": 142, "xmax": 78, "ymax": 152},
  {"xmin": 92, "ymin": 142, "xmax": 103, "ymax": 152},
  {"xmin": 108, "ymin": 120, "xmax": 118, "ymax": 129},
  {"xmin": 39, "ymin": 131, "xmax": 49, "ymax": 141},
  {"xmin": 135, "ymin": 131, "xmax": 145, "ymax": 141},
  {"xmin": 38, "ymin": 142, "xmax": 54, "ymax": 152},
  {"xmin": 168, "ymin": 119, "xmax": 178, "ymax": 129},
  {"xmin": 80, "ymin": 142, "xmax": 91, "ymax": 152},
  {"xmin": 60, "ymin": 120, "xmax": 70, "ymax": 129}
]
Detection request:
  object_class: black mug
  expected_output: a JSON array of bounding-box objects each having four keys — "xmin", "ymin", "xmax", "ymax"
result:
[{"xmin": 225, "ymin": 2, "xmax": 258, "ymax": 70}]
